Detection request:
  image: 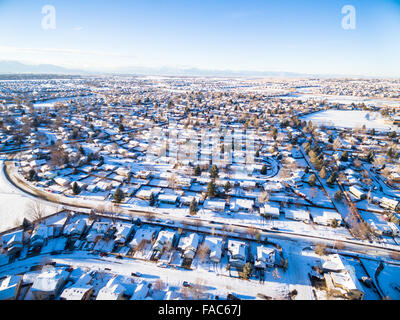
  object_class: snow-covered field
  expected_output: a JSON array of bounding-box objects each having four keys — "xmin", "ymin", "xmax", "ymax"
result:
[
  {"xmin": 301, "ymin": 110, "xmax": 397, "ymax": 131},
  {"xmin": 0, "ymin": 160, "xmax": 58, "ymax": 233},
  {"xmin": 283, "ymin": 92, "xmax": 400, "ymax": 108}
]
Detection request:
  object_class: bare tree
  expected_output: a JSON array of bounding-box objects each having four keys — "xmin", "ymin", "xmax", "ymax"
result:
[
  {"xmin": 26, "ymin": 201, "xmax": 46, "ymax": 222},
  {"xmin": 315, "ymin": 243, "xmax": 327, "ymax": 256},
  {"xmin": 189, "ymin": 278, "xmax": 207, "ymax": 299},
  {"xmin": 196, "ymin": 244, "xmax": 209, "ymax": 263},
  {"xmin": 154, "ymin": 279, "xmax": 166, "ymax": 291}
]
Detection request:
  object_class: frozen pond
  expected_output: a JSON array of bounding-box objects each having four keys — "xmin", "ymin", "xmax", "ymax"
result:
[{"xmin": 301, "ymin": 110, "xmax": 398, "ymax": 131}]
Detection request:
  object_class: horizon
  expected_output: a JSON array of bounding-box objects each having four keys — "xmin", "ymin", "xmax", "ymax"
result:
[{"xmin": 0, "ymin": 0, "xmax": 400, "ymax": 77}]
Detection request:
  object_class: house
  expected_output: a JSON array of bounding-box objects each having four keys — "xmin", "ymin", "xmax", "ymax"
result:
[
  {"xmin": 285, "ymin": 208, "xmax": 310, "ymax": 222},
  {"xmin": 309, "ymin": 208, "xmax": 343, "ymax": 226},
  {"xmin": 114, "ymin": 223, "xmax": 134, "ymax": 245},
  {"xmin": 203, "ymin": 236, "xmax": 223, "ymax": 263},
  {"xmin": 379, "ymin": 197, "xmax": 400, "ymax": 211},
  {"xmin": 322, "ymin": 254, "xmax": 364, "ymax": 300},
  {"xmin": 86, "ymin": 221, "xmax": 110, "ymax": 243},
  {"xmin": 227, "ymin": 239, "xmax": 247, "ymax": 269},
  {"xmin": 30, "ymin": 224, "xmax": 51, "ymax": 248},
  {"xmin": 96, "ymin": 276, "xmax": 125, "ymax": 300},
  {"xmin": 158, "ymin": 194, "xmax": 179, "ymax": 205},
  {"xmin": 322, "ymin": 254, "xmax": 346, "ymax": 273},
  {"xmin": 1, "ymin": 230, "xmax": 23, "ymax": 256},
  {"xmin": 54, "ymin": 177, "xmax": 71, "ymax": 187},
  {"xmin": 230, "ymin": 198, "xmax": 254, "ymax": 212},
  {"xmin": 203, "ymin": 199, "xmax": 226, "ymax": 212},
  {"xmin": 129, "ymin": 226, "xmax": 157, "ymax": 249},
  {"xmin": 349, "ymin": 186, "xmax": 366, "ymax": 200},
  {"xmin": 254, "ymin": 246, "xmax": 276, "ymax": 269},
  {"xmin": 0, "ymin": 275, "xmax": 22, "ymax": 300},
  {"xmin": 95, "ymin": 181, "xmax": 113, "ymax": 192},
  {"xmin": 263, "ymin": 181, "xmax": 284, "ymax": 193},
  {"xmin": 130, "ymin": 283, "xmax": 149, "ymax": 300},
  {"xmin": 259, "ymin": 204, "xmax": 280, "ymax": 219},
  {"xmin": 153, "ymin": 230, "xmax": 176, "ymax": 252},
  {"xmin": 176, "ymin": 177, "xmax": 193, "ymax": 188},
  {"xmin": 240, "ymin": 180, "xmax": 256, "ymax": 190},
  {"xmin": 63, "ymin": 218, "xmax": 87, "ymax": 239},
  {"xmin": 136, "ymin": 189, "xmax": 156, "ymax": 200},
  {"xmin": 30, "ymin": 267, "xmax": 70, "ymax": 300},
  {"xmin": 177, "ymin": 233, "xmax": 199, "ymax": 260},
  {"xmin": 389, "ymin": 222, "xmax": 400, "ymax": 237},
  {"xmin": 324, "ymin": 271, "xmax": 364, "ymax": 300},
  {"xmin": 60, "ymin": 285, "xmax": 93, "ymax": 300}
]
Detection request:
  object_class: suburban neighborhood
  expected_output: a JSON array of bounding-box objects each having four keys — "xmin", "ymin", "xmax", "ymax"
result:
[{"xmin": 1, "ymin": 75, "xmax": 400, "ymax": 300}]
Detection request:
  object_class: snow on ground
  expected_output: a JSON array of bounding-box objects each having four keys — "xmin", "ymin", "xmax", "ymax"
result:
[
  {"xmin": 359, "ymin": 258, "xmax": 400, "ymax": 299},
  {"xmin": 0, "ymin": 160, "xmax": 59, "ymax": 233},
  {"xmin": 302, "ymin": 110, "xmax": 397, "ymax": 131},
  {"xmin": 0, "ymin": 251, "xmax": 289, "ymax": 300}
]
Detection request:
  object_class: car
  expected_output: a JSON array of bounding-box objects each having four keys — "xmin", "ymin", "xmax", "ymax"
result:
[
  {"xmin": 227, "ymin": 293, "xmax": 240, "ymax": 300},
  {"xmin": 157, "ymin": 262, "xmax": 168, "ymax": 268},
  {"xmin": 183, "ymin": 281, "xmax": 192, "ymax": 288},
  {"xmin": 131, "ymin": 272, "xmax": 142, "ymax": 277}
]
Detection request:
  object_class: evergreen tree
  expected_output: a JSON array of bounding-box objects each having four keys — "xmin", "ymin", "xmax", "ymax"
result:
[
  {"xmin": 260, "ymin": 164, "xmax": 267, "ymax": 175},
  {"xmin": 72, "ymin": 182, "xmax": 81, "ymax": 195},
  {"xmin": 341, "ymin": 151, "xmax": 349, "ymax": 162},
  {"xmin": 149, "ymin": 192, "xmax": 156, "ymax": 206},
  {"xmin": 210, "ymin": 165, "xmax": 219, "ymax": 179},
  {"xmin": 28, "ymin": 169, "xmax": 36, "ymax": 181},
  {"xmin": 224, "ymin": 181, "xmax": 232, "ymax": 193},
  {"xmin": 206, "ymin": 181, "xmax": 217, "ymax": 198},
  {"xmin": 114, "ymin": 188, "xmax": 125, "ymax": 203},
  {"xmin": 194, "ymin": 165, "xmax": 201, "ymax": 176},
  {"xmin": 190, "ymin": 199, "xmax": 198, "ymax": 215}
]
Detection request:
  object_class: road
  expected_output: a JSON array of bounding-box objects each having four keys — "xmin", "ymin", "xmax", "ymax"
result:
[{"xmin": 3, "ymin": 155, "xmax": 400, "ymax": 261}]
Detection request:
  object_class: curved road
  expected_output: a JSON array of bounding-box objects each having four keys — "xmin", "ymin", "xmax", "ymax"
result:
[{"xmin": 2, "ymin": 155, "xmax": 400, "ymax": 260}]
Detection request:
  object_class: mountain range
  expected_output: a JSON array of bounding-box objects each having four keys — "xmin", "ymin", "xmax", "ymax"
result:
[{"xmin": 0, "ymin": 60, "xmax": 373, "ymax": 78}]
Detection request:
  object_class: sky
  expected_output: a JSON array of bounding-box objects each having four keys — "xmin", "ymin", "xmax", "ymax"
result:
[{"xmin": 0, "ymin": 0, "xmax": 399, "ymax": 77}]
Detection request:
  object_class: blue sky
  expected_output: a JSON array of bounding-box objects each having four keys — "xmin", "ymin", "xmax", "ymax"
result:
[{"xmin": 0, "ymin": 0, "xmax": 399, "ymax": 76}]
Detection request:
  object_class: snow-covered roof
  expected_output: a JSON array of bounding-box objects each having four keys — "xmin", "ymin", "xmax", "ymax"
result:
[{"xmin": 0, "ymin": 275, "xmax": 22, "ymax": 300}]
